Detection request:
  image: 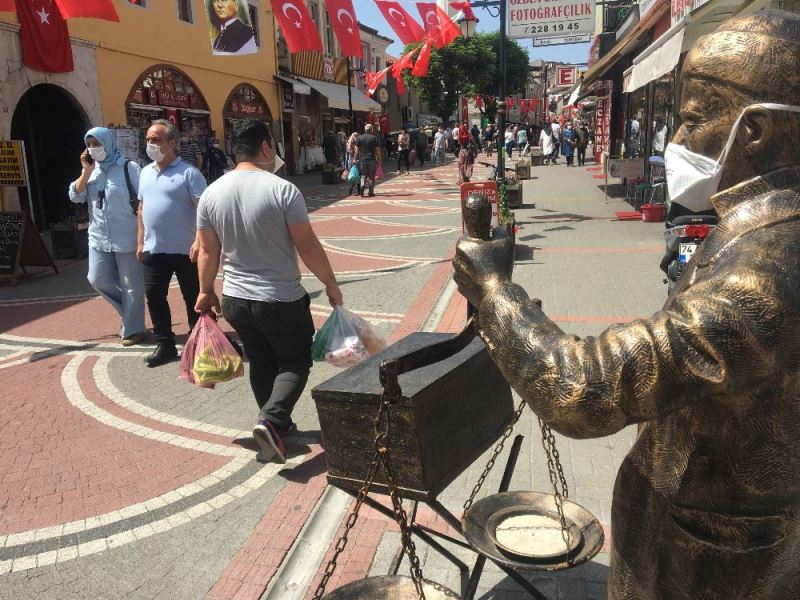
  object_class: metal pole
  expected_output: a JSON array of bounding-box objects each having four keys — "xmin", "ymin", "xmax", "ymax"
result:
[
  {"xmin": 496, "ymin": 0, "xmax": 507, "ymax": 186},
  {"xmin": 346, "ymin": 57, "xmax": 355, "ymax": 131}
]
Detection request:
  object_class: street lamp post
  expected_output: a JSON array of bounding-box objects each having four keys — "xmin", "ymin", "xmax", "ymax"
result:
[
  {"xmin": 346, "ymin": 58, "xmax": 366, "ymax": 133},
  {"xmin": 458, "ymin": 1, "xmax": 507, "ymax": 186}
]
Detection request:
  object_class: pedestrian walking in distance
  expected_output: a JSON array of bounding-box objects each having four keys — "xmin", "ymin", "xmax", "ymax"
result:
[
  {"xmin": 561, "ymin": 121, "xmax": 578, "ymax": 167},
  {"xmin": 355, "ymin": 124, "xmax": 379, "ymax": 197},
  {"xmin": 137, "ymin": 119, "xmax": 208, "ymax": 367},
  {"xmin": 194, "ymin": 119, "xmax": 343, "ymax": 463},
  {"xmin": 396, "ymin": 127, "xmax": 411, "ymax": 175},
  {"xmin": 69, "ymin": 127, "xmax": 147, "ymax": 347},
  {"xmin": 539, "ymin": 121, "xmax": 556, "ymax": 165},
  {"xmin": 178, "ymin": 133, "xmax": 203, "ymax": 169}
]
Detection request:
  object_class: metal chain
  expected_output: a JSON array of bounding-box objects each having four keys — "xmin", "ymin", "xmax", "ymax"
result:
[
  {"xmin": 537, "ymin": 418, "xmax": 573, "ymax": 564},
  {"xmin": 380, "ymin": 447, "xmax": 426, "ymax": 599},
  {"xmin": 463, "ymin": 399, "xmax": 528, "ymax": 513}
]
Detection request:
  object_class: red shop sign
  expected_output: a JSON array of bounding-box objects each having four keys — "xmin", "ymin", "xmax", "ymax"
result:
[{"xmin": 231, "ymin": 101, "xmax": 265, "ymax": 115}]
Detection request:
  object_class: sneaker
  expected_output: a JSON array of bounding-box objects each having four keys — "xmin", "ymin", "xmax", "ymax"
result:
[
  {"xmin": 121, "ymin": 331, "xmax": 148, "ymax": 347},
  {"xmin": 253, "ymin": 419, "xmax": 286, "ymax": 463}
]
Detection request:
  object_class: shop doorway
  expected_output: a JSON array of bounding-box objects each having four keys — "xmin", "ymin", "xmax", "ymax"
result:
[{"xmin": 10, "ymin": 84, "xmax": 88, "ymax": 229}]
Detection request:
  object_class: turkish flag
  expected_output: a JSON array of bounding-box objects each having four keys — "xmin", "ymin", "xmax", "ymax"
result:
[
  {"xmin": 0, "ymin": 0, "xmax": 14, "ymax": 11},
  {"xmin": 391, "ymin": 48, "xmax": 416, "ymax": 78},
  {"xmin": 270, "ymin": 0, "xmax": 323, "ymax": 53},
  {"xmin": 375, "ymin": 1, "xmax": 425, "ymax": 46},
  {"xmin": 450, "ymin": 1, "xmax": 475, "ymax": 21},
  {"xmin": 365, "ymin": 66, "xmax": 391, "ymax": 95},
  {"xmin": 411, "ymin": 40, "xmax": 432, "ymax": 77},
  {"xmin": 54, "ymin": 0, "xmax": 118, "ymax": 21},
  {"xmin": 396, "ymin": 73, "xmax": 405, "ymax": 95},
  {"xmin": 416, "ymin": 3, "xmax": 460, "ymax": 48},
  {"xmin": 16, "ymin": 0, "xmax": 74, "ymax": 73},
  {"xmin": 324, "ymin": 0, "xmax": 361, "ymax": 59}
]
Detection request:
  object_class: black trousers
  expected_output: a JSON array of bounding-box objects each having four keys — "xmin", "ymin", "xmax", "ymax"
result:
[
  {"xmin": 142, "ymin": 253, "xmax": 199, "ymax": 345},
  {"xmin": 397, "ymin": 149, "xmax": 410, "ymax": 173},
  {"xmin": 359, "ymin": 158, "xmax": 377, "ymax": 194},
  {"xmin": 577, "ymin": 147, "xmax": 586, "ymax": 165},
  {"xmin": 222, "ymin": 294, "xmax": 314, "ymax": 429}
]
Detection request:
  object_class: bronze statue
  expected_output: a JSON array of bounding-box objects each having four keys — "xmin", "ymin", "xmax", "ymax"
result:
[{"xmin": 453, "ymin": 10, "xmax": 800, "ymax": 599}]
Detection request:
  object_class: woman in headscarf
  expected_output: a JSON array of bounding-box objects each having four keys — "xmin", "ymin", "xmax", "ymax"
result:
[
  {"xmin": 69, "ymin": 127, "xmax": 146, "ymax": 346},
  {"xmin": 539, "ymin": 120, "xmax": 556, "ymax": 165},
  {"xmin": 457, "ymin": 139, "xmax": 477, "ymax": 184}
]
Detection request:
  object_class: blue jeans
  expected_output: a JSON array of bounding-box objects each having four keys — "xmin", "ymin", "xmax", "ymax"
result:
[{"xmin": 87, "ymin": 248, "xmax": 146, "ymax": 338}]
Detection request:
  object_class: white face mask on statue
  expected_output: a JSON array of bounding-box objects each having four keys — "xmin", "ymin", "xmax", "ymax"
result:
[
  {"xmin": 146, "ymin": 143, "xmax": 166, "ymax": 163},
  {"xmin": 665, "ymin": 103, "xmax": 800, "ymax": 212}
]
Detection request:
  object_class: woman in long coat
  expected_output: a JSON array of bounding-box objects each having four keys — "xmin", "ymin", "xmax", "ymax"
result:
[
  {"xmin": 560, "ymin": 123, "xmax": 578, "ymax": 167},
  {"xmin": 539, "ymin": 123, "xmax": 555, "ymax": 165}
]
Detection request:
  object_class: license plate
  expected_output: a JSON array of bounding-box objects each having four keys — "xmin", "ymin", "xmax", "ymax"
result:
[{"xmin": 679, "ymin": 243, "xmax": 698, "ymax": 264}]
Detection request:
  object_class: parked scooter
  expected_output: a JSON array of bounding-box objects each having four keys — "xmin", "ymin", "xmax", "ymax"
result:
[{"xmin": 660, "ymin": 213, "xmax": 718, "ymax": 293}]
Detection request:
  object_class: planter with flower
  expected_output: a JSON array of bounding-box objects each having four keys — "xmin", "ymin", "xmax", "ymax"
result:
[
  {"xmin": 503, "ymin": 172, "xmax": 522, "ymax": 209},
  {"xmin": 497, "ymin": 178, "xmax": 519, "ymax": 243}
]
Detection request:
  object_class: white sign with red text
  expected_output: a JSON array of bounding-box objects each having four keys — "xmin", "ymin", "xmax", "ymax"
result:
[
  {"xmin": 557, "ymin": 66, "xmax": 577, "ymax": 86},
  {"xmin": 508, "ymin": 0, "xmax": 595, "ymax": 39}
]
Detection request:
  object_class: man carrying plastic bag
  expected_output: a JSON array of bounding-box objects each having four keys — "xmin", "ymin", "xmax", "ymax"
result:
[
  {"xmin": 311, "ymin": 307, "xmax": 386, "ymax": 368},
  {"xmin": 180, "ymin": 313, "xmax": 243, "ymax": 388},
  {"xmin": 195, "ymin": 120, "xmax": 342, "ymax": 463}
]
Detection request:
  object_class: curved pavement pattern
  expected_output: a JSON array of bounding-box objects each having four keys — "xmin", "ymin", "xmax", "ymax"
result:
[{"xmin": 0, "ymin": 159, "xmax": 474, "ymax": 598}]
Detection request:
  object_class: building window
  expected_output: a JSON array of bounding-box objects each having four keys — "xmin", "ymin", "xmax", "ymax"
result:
[
  {"xmin": 324, "ymin": 11, "xmax": 335, "ymax": 55},
  {"xmin": 309, "ymin": 1, "xmax": 319, "ymax": 25},
  {"xmin": 248, "ymin": 5, "xmax": 260, "ymax": 46},
  {"xmin": 177, "ymin": 0, "xmax": 192, "ymax": 22}
]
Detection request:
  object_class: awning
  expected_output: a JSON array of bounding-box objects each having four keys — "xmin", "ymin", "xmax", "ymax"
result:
[
  {"xmin": 624, "ymin": 17, "xmax": 688, "ymax": 93},
  {"xmin": 568, "ymin": 84, "xmax": 581, "ymax": 106},
  {"xmin": 581, "ymin": 0, "xmax": 670, "ymax": 88},
  {"xmin": 295, "ymin": 76, "xmax": 381, "ymax": 112},
  {"xmin": 275, "ymin": 73, "xmax": 311, "ymax": 95}
]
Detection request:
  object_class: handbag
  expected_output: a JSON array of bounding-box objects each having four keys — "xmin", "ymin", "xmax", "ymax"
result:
[
  {"xmin": 409, "ymin": 148, "xmax": 417, "ymax": 164},
  {"xmin": 122, "ymin": 160, "xmax": 139, "ymax": 215},
  {"xmin": 347, "ymin": 164, "xmax": 360, "ymax": 183},
  {"xmin": 375, "ymin": 162, "xmax": 384, "ymax": 180}
]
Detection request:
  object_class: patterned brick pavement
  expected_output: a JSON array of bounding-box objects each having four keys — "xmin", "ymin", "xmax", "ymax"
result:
[{"xmin": 0, "ymin": 153, "xmax": 668, "ymax": 598}]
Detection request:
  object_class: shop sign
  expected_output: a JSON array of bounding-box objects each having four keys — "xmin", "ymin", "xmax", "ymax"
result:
[
  {"xmin": 282, "ymin": 83, "xmax": 295, "ymax": 112},
  {"xmin": 557, "ymin": 66, "xmax": 577, "ymax": 86},
  {"xmin": 0, "ymin": 141, "xmax": 27, "ymax": 186},
  {"xmin": 147, "ymin": 88, "xmax": 158, "ymax": 104},
  {"xmin": 188, "ymin": 94, "xmax": 203, "ymax": 110},
  {"xmin": 593, "ymin": 80, "xmax": 613, "ymax": 160},
  {"xmin": 157, "ymin": 90, "xmax": 189, "ymax": 108},
  {"xmin": 324, "ymin": 57, "xmax": 334, "ymax": 81},
  {"xmin": 672, "ymin": 0, "xmax": 711, "ymax": 25},
  {"xmin": 533, "ymin": 33, "xmax": 592, "ymax": 46},
  {"xmin": 509, "ymin": 0, "xmax": 595, "ymax": 39},
  {"xmin": 231, "ymin": 100, "xmax": 265, "ymax": 116},
  {"xmin": 607, "ymin": 157, "xmax": 645, "ymax": 178},
  {"xmin": 460, "ymin": 181, "xmax": 499, "ymax": 236},
  {"xmin": 616, "ymin": 5, "xmax": 640, "ymax": 40}
]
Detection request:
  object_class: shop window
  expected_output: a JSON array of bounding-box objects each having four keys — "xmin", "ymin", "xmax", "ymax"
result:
[{"xmin": 177, "ymin": 0, "xmax": 192, "ymax": 23}]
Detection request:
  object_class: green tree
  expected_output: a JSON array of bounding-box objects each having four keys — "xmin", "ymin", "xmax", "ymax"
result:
[{"xmin": 401, "ymin": 33, "xmax": 530, "ymax": 125}]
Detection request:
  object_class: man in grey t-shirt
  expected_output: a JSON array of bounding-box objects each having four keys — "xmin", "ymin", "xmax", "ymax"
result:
[{"xmin": 195, "ymin": 120, "xmax": 342, "ymax": 463}]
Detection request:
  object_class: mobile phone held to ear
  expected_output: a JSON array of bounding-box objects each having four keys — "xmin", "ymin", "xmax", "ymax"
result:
[{"xmin": 83, "ymin": 151, "xmax": 93, "ymax": 165}]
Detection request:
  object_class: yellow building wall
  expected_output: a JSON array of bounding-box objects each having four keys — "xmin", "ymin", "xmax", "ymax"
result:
[{"xmin": 0, "ymin": 0, "xmax": 281, "ymax": 141}]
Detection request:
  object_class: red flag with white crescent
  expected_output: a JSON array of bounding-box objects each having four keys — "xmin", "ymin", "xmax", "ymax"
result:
[
  {"xmin": 366, "ymin": 66, "xmax": 392, "ymax": 95},
  {"xmin": 396, "ymin": 73, "xmax": 405, "ymax": 95},
  {"xmin": 270, "ymin": 0, "xmax": 323, "ymax": 53},
  {"xmin": 391, "ymin": 48, "xmax": 417, "ymax": 78},
  {"xmin": 411, "ymin": 40, "xmax": 432, "ymax": 77},
  {"xmin": 374, "ymin": 0, "xmax": 426, "ymax": 45},
  {"xmin": 16, "ymin": 0, "xmax": 74, "ymax": 72},
  {"xmin": 324, "ymin": 0, "xmax": 361, "ymax": 59},
  {"xmin": 416, "ymin": 2, "xmax": 460, "ymax": 48},
  {"xmin": 449, "ymin": 1, "xmax": 475, "ymax": 21}
]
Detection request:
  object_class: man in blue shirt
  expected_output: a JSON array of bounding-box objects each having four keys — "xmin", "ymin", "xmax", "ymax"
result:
[{"xmin": 137, "ymin": 119, "xmax": 207, "ymax": 367}]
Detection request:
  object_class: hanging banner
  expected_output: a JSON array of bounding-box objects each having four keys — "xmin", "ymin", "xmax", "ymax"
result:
[
  {"xmin": 205, "ymin": 0, "xmax": 257, "ymax": 55},
  {"xmin": 508, "ymin": 0, "xmax": 595, "ymax": 39},
  {"xmin": 593, "ymin": 80, "xmax": 612, "ymax": 163}
]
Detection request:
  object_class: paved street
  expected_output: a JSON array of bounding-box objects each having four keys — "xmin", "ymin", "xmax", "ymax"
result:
[{"xmin": 0, "ymin": 152, "xmax": 667, "ymax": 599}]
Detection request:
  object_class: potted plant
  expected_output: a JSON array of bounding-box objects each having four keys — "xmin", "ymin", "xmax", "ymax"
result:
[
  {"xmin": 497, "ymin": 180, "xmax": 517, "ymax": 243},
  {"xmin": 503, "ymin": 172, "xmax": 522, "ymax": 209}
]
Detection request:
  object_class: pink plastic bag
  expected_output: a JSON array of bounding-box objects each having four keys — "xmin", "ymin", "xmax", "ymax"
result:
[
  {"xmin": 375, "ymin": 162, "xmax": 384, "ymax": 180},
  {"xmin": 179, "ymin": 313, "xmax": 244, "ymax": 389}
]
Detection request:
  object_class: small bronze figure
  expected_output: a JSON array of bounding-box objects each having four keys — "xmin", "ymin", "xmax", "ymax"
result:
[{"xmin": 453, "ymin": 11, "xmax": 800, "ymax": 598}]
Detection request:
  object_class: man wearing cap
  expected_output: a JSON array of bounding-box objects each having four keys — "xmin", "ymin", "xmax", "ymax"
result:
[{"xmin": 453, "ymin": 11, "xmax": 800, "ymax": 598}]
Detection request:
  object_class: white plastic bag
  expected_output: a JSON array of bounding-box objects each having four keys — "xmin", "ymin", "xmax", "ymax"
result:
[{"xmin": 311, "ymin": 307, "xmax": 386, "ymax": 368}]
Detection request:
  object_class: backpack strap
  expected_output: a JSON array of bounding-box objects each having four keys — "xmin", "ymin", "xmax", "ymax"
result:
[{"xmin": 123, "ymin": 160, "xmax": 140, "ymax": 215}]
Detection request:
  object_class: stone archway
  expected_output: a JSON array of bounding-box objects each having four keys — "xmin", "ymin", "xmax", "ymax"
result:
[{"xmin": 11, "ymin": 84, "xmax": 89, "ymax": 229}]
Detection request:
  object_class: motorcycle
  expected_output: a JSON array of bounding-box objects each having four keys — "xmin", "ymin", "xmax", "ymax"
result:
[{"xmin": 660, "ymin": 213, "xmax": 718, "ymax": 293}]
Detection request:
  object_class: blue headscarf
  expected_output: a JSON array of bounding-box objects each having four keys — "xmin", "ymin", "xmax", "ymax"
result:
[{"xmin": 84, "ymin": 127, "xmax": 122, "ymax": 169}]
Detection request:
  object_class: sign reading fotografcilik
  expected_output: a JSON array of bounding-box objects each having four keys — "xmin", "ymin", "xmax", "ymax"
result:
[{"xmin": 508, "ymin": 0, "xmax": 595, "ymax": 39}]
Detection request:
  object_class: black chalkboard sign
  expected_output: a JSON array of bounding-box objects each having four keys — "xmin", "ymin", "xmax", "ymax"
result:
[
  {"xmin": 0, "ymin": 212, "xmax": 23, "ymax": 278},
  {"xmin": 0, "ymin": 212, "xmax": 57, "ymax": 286}
]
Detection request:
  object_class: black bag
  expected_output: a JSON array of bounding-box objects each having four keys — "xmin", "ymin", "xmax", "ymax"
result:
[{"xmin": 122, "ymin": 160, "xmax": 139, "ymax": 216}]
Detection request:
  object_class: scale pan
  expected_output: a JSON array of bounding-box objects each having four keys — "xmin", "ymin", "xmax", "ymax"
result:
[
  {"xmin": 324, "ymin": 576, "xmax": 460, "ymax": 599},
  {"xmin": 462, "ymin": 491, "xmax": 604, "ymax": 571}
]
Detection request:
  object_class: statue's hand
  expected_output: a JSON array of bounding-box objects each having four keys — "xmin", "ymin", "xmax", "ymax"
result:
[{"xmin": 453, "ymin": 226, "xmax": 514, "ymax": 308}]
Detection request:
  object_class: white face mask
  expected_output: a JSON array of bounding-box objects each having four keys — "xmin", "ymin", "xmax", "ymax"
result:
[
  {"xmin": 146, "ymin": 142, "xmax": 166, "ymax": 163},
  {"xmin": 87, "ymin": 146, "xmax": 106, "ymax": 162},
  {"xmin": 665, "ymin": 103, "xmax": 800, "ymax": 211}
]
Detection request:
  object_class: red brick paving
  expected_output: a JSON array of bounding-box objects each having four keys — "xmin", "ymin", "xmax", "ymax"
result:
[
  {"xmin": 300, "ymin": 248, "xmax": 415, "ymax": 275},
  {"xmin": 309, "ymin": 217, "xmax": 444, "ymax": 239},
  {"xmin": 313, "ymin": 201, "xmax": 452, "ymax": 216},
  {"xmin": 0, "ymin": 355, "xmax": 228, "ymax": 535}
]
